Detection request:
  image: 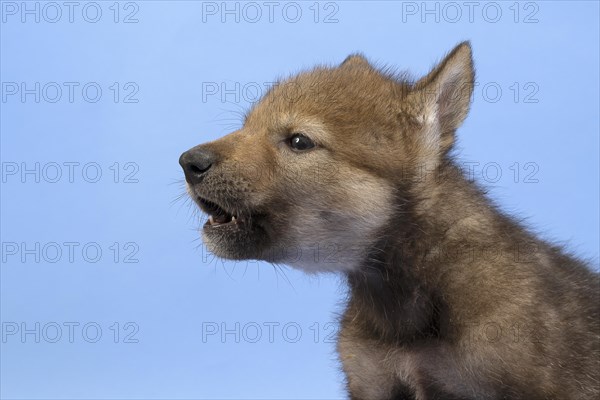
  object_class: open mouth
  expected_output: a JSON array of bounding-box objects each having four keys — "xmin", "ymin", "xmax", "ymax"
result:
[
  {"xmin": 190, "ymin": 192, "xmax": 270, "ymax": 261},
  {"xmin": 196, "ymin": 197, "xmax": 241, "ymax": 227}
]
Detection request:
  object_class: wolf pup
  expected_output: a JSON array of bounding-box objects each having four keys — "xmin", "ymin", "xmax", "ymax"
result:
[{"xmin": 180, "ymin": 42, "xmax": 599, "ymax": 399}]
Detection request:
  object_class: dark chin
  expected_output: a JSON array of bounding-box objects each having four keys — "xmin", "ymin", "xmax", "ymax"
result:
[{"xmin": 202, "ymin": 219, "xmax": 271, "ymax": 260}]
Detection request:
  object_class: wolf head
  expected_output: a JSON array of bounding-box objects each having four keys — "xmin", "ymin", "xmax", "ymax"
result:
[{"xmin": 180, "ymin": 42, "xmax": 475, "ymax": 272}]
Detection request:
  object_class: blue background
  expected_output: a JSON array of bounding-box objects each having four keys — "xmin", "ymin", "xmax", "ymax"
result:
[{"xmin": 1, "ymin": 1, "xmax": 598, "ymax": 399}]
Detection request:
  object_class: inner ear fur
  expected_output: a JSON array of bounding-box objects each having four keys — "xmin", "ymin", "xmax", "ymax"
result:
[{"xmin": 410, "ymin": 42, "xmax": 475, "ymax": 151}]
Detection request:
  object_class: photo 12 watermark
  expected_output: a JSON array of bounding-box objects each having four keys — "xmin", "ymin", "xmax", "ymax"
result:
[
  {"xmin": 200, "ymin": 319, "xmax": 550, "ymax": 345},
  {"xmin": 201, "ymin": 321, "xmax": 339, "ymax": 344},
  {"xmin": 1, "ymin": 161, "xmax": 140, "ymax": 184},
  {"xmin": 200, "ymin": 80, "xmax": 540, "ymax": 105},
  {"xmin": 399, "ymin": 1, "xmax": 540, "ymax": 24},
  {"xmin": 1, "ymin": 241, "xmax": 140, "ymax": 264},
  {"xmin": 1, "ymin": 82, "xmax": 140, "ymax": 104},
  {"xmin": 200, "ymin": 1, "xmax": 340, "ymax": 24},
  {"xmin": 2, "ymin": 321, "xmax": 140, "ymax": 343},
  {"xmin": 1, "ymin": 1, "xmax": 140, "ymax": 24},
  {"xmin": 197, "ymin": 238, "xmax": 544, "ymax": 275}
]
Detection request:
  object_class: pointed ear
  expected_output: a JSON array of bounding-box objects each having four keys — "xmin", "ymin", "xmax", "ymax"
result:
[
  {"xmin": 340, "ymin": 53, "xmax": 372, "ymax": 70},
  {"xmin": 409, "ymin": 42, "xmax": 474, "ymax": 152}
]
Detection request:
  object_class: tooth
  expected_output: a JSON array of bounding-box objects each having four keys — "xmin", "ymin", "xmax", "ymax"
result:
[
  {"xmin": 209, "ymin": 216, "xmax": 215, "ymax": 225},
  {"xmin": 232, "ymin": 216, "xmax": 237, "ymax": 222}
]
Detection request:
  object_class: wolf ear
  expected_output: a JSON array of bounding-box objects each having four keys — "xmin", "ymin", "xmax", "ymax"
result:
[
  {"xmin": 410, "ymin": 42, "xmax": 474, "ymax": 152},
  {"xmin": 340, "ymin": 54, "xmax": 372, "ymax": 70}
]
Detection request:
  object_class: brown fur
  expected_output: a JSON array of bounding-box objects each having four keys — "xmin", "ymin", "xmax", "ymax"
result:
[{"xmin": 180, "ymin": 42, "xmax": 600, "ymax": 399}]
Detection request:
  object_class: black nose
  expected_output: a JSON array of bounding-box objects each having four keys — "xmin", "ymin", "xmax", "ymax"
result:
[{"xmin": 179, "ymin": 147, "xmax": 217, "ymax": 184}]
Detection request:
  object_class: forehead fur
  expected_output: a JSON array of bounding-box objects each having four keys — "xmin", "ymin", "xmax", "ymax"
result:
[{"xmin": 245, "ymin": 63, "xmax": 414, "ymax": 136}]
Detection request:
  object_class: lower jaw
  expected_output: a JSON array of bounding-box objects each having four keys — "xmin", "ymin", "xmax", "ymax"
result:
[{"xmin": 201, "ymin": 220, "xmax": 271, "ymax": 261}]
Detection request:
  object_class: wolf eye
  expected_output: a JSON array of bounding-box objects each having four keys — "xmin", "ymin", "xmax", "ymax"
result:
[{"xmin": 288, "ymin": 134, "xmax": 315, "ymax": 151}]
